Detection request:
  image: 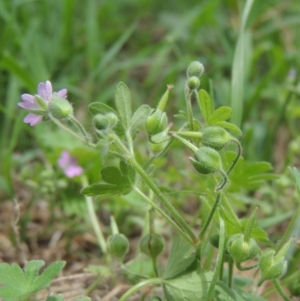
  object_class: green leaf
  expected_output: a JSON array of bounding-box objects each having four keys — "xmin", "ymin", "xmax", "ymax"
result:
[
  {"xmin": 75, "ymin": 297, "xmax": 92, "ymax": 301},
  {"xmin": 31, "ymin": 261, "xmax": 66, "ymax": 292},
  {"xmin": 0, "ymin": 261, "xmax": 65, "ymax": 301},
  {"xmin": 198, "ymin": 89, "xmax": 212, "ymax": 122},
  {"xmin": 88, "ymin": 102, "xmax": 118, "ymax": 116},
  {"xmin": 115, "ymin": 82, "xmax": 132, "ymax": 130},
  {"xmin": 208, "ymin": 106, "xmax": 232, "ymax": 124},
  {"xmin": 214, "ymin": 121, "xmax": 242, "ymax": 136},
  {"xmin": 101, "ymin": 166, "xmax": 129, "ymax": 186},
  {"xmin": 81, "ymin": 183, "xmax": 131, "ymax": 196},
  {"xmin": 163, "ymin": 271, "xmax": 213, "ymax": 301},
  {"xmin": 130, "ymin": 104, "xmax": 151, "ymax": 135},
  {"xmin": 119, "ymin": 160, "xmax": 136, "ymax": 184},
  {"xmin": 163, "ymin": 235, "xmax": 196, "ymax": 279}
]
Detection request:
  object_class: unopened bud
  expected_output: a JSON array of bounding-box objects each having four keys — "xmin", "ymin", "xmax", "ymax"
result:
[
  {"xmin": 140, "ymin": 234, "xmax": 164, "ymax": 259},
  {"xmin": 187, "ymin": 61, "xmax": 205, "ymax": 78},
  {"xmin": 201, "ymin": 126, "xmax": 232, "ymax": 150},
  {"xmin": 48, "ymin": 94, "xmax": 73, "ymax": 119},
  {"xmin": 107, "ymin": 234, "xmax": 129, "ymax": 258}
]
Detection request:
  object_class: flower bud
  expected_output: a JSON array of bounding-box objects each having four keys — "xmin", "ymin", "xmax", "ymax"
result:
[
  {"xmin": 187, "ymin": 61, "xmax": 205, "ymax": 78},
  {"xmin": 209, "ymin": 233, "xmax": 220, "ymax": 248},
  {"xmin": 259, "ymin": 249, "xmax": 287, "ymax": 281},
  {"xmin": 189, "ymin": 146, "xmax": 223, "ymax": 174},
  {"xmin": 93, "ymin": 114, "xmax": 109, "ymax": 131},
  {"xmin": 107, "ymin": 234, "xmax": 129, "ymax": 258},
  {"xmin": 106, "ymin": 112, "xmax": 118, "ymax": 129},
  {"xmin": 145, "ymin": 110, "xmax": 168, "ymax": 136},
  {"xmin": 48, "ymin": 95, "xmax": 73, "ymax": 119},
  {"xmin": 227, "ymin": 234, "xmax": 260, "ymax": 263},
  {"xmin": 201, "ymin": 126, "xmax": 232, "ymax": 150},
  {"xmin": 187, "ymin": 76, "xmax": 200, "ymax": 90},
  {"xmin": 140, "ymin": 234, "xmax": 164, "ymax": 259}
]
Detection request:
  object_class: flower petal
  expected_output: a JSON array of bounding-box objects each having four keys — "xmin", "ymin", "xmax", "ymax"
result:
[
  {"xmin": 58, "ymin": 151, "xmax": 71, "ymax": 169},
  {"xmin": 24, "ymin": 114, "xmax": 43, "ymax": 126},
  {"xmin": 38, "ymin": 81, "xmax": 53, "ymax": 100},
  {"xmin": 18, "ymin": 101, "xmax": 39, "ymax": 110},
  {"xmin": 21, "ymin": 94, "xmax": 35, "ymax": 103},
  {"xmin": 65, "ymin": 166, "xmax": 83, "ymax": 178},
  {"xmin": 57, "ymin": 89, "xmax": 68, "ymax": 98}
]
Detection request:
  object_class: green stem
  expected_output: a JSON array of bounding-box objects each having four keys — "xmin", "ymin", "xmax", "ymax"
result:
[
  {"xmin": 119, "ymin": 278, "xmax": 164, "ymax": 301},
  {"xmin": 151, "ymin": 256, "xmax": 159, "ymax": 277},
  {"xmin": 126, "ymin": 130, "xmax": 134, "ymax": 155},
  {"xmin": 206, "ymin": 214, "xmax": 225, "ymax": 301},
  {"xmin": 276, "ymin": 208, "xmax": 300, "ymax": 252},
  {"xmin": 226, "ymin": 139, "xmax": 242, "ymax": 176},
  {"xmin": 199, "ymin": 193, "xmax": 221, "ymax": 239},
  {"xmin": 110, "ymin": 133, "xmax": 198, "ymax": 245},
  {"xmin": 48, "ymin": 113, "xmax": 96, "ymax": 147},
  {"xmin": 81, "ymin": 175, "xmax": 107, "ymax": 253},
  {"xmin": 134, "ymin": 188, "xmax": 194, "ymax": 246},
  {"xmin": 69, "ymin": 114, "xmax": 90, "ymax": 143},
  {"xmin": 216, "ymin": 170, "xmax": 228, "ymax": 191},
  {"xmin": 85, "ymin": 275, "xmax": 103, "ymax": 296},
  {"xmin": 185, "ymin": 87, "xmax": 195, "ymax": 131},
  {"xmin": 272, "ymin": 279, "xmax": 292, "ymax": 301},
  {"xmin": 228, "ymin": 256, "xmax": 234, "ymax": 288}
]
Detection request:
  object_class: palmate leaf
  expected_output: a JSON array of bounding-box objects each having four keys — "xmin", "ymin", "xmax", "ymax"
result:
[
  {"xmin": 81, "ymin": 160, "xmax": 135, "ymax": 196},
  {"xmin": 208, "ymin": 106, "xmax": 232, "ymax": 124},
  {"xmin": 226, "ymin": 152, "xmax": 278, "ymax": 191},
  {"xmin": 163, "ymin": 235, "xmax": 196, "ymax": 279},
  {"xmin": 163, "ymin": 271, "xmax": 213, "ymax": 301},
  {"xmin": 0, "ymin": 260, "xmax": 65, "ymax": 301}
]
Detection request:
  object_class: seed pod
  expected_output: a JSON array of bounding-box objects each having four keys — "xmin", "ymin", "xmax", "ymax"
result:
[
  {"xmin": 48, "ymin": 94, "xmax": 73, "ymax": 119},
  {"xmin": 227, "ymin": 234, "xmax": 260, "ymax": 263},
  {"xmin": 140, "ymin": 234, "xmax": 165, "ymax": 259},
  {"xmin": 145, "ymin": 110, "xmax": 168, "ymax": 136},
  {"xmin": 259, "ymin": 249, "xmax": 287, "ymax": 281},
  {"xmin": 107, "ymin": 234, "xmax": 129, "ymax": 258},
  {"xmin": 187, "ymin": 76, "xmax": 201, "ymax": 90},
  {"xmin": 201, "ymin": 126, "xmax": 232, "ymax": 150},
  {"xmin": 189, "ymin": 146, "xmax": 223, "ymax": 174},
  {"xmin": 187, "ymin": 61, "xmax": 205, "ymax": 78}
]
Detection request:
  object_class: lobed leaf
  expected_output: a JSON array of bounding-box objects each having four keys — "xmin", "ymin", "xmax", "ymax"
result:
[
  {"xmin": 208, "ymin": 106, "xmax": 232, "ymax": 124},
  {"xmin": 163, "ymin": 271, "xmax": 213, "ymax": 301},
  {"xmin": 101, "ymin": 166, "xmax": 129, "ymax": 186}
]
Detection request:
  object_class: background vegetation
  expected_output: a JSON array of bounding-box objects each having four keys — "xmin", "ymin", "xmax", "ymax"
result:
[{"xmin": 0, "ymin": 0, "xmax": 300, "ymax": 299}]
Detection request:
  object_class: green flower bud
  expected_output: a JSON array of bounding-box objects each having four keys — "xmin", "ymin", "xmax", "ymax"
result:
[
  {"xmin": 106, "ymin": 112, "xmax": 118, "ymax": 129},
  {"xmin": 201, "ymin": 126, "xmax": 232, "ymax": 150},
  {"xmin": 93, "ymin": 114, "xmax": 109, "ymax": 131},
  {"xmin": 187, "ymin": 76, "xmax": 200, "ymax": 90},
  {"xmin": 227, "ymin": 234, "xmax": 260, "ymax": 263},
  {"xmin": 140, "ymin": 234, "xmax": 164, "ymax": 259},
  {"xmin": 107, "ymin": 234, "xmax": 129, "ymax": 258},
  {"xmin": 48, "ymin": 95, "xmax": 73, "ymax": 119},
  {"xmin": 209, "ymin": 233, "xmax": 220, "ymax": 249},
  {"xmin": 187, "ymin": 61, "xmax": 205, "ymax": 78},
  {"xmin": 189, "ymin": 146, "xmax": 223, "ymax": 174},
  {"xmin": 146, "ymin": 110, "xmax": 168, "ymax": 136},
  {"xmin": 259, "ymin": 249, "xmax": 287, "ymax": 281}
]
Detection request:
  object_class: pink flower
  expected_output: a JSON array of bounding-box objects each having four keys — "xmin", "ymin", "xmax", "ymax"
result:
[
  {"xmin": 58, "ymin": 151, "xmax": 83, "ymax": 178},
  {"xmin": 18, "ymin": 80, "xmax": 67, "ymax": 126}
]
